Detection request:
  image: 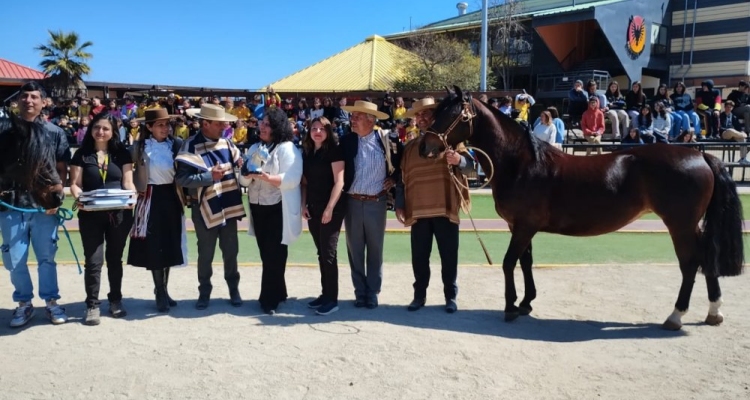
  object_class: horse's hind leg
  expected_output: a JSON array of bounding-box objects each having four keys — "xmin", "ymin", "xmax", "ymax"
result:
[
  {"xmin": 704, "ymin": 276, "xmax": 724, "ymax": 326},
  {"xmin": 503, "ymin": 231, "xmax": 534, "ymax": 322},
  {"xmin": 663, "ymin": 229, "xmax": 700, "ymax": 331},
  {"xmin": 518, "ymin": 242, "xmax": 536, "ymax": 316}
]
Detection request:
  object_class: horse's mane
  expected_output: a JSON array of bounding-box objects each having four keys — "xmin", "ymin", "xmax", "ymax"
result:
[
  {"xmin": 473, "ymin": 98, "xmax": 544, "ymax": 164},
  {"xmin": 1, "ymin": 113, "xmax": 59, "ymax": 189}
]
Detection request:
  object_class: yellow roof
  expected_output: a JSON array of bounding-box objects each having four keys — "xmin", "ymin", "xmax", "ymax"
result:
[{"xmin": 267, "ymin": 35, "xmax": 419, "ymax": 92}]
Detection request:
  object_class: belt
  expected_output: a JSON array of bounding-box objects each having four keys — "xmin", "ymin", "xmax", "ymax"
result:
[{"xmin": 349, "ymin": 190, "xmax": 386, "ymax": 202}]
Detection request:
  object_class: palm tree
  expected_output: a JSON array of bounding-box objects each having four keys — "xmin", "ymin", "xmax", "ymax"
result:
[{"xmin": 35, "ymin": 30, "xmax": 93, "ymax": 98}]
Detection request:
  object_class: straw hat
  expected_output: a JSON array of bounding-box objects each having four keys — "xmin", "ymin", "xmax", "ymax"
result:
[
  {"xmin": 403, "ymin": 97, "xmax": 438, "ymax": 118},
  {"xmin": 134, "ymin": 108, "xmax": 180, "ymax": 123},
  {"xmin": 342, "ymin": 100, "xmax": 389, "ymax": 120},
  {"xmin": 185, "ymin": 104, "xmax": 238, "ymax": 122}
]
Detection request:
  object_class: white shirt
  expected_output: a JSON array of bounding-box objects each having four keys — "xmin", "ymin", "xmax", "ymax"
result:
[{"xmin": 145, "ymin": 138, "xmax": 175, "ymax": 184}]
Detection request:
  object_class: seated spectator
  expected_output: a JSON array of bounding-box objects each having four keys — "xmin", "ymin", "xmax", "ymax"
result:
[
  {"xmin": 581, "ymin": 98, "xmax": 605, "ymax": 155},
  {"xmin": 604, "ymin": 81, "xmax": 629, "ymax": 139},
  {"xmin": 568, "ymin": 80, "xmax": 589, "ymax": 124},
  {"xmin": 675, "ymin": 130, "xmax": 697, "ymax": 143},
  {"xmin": 634, "ymin": 106, "xmax": 654, "ymax": 141},
  {"xmin": 727, "ymin": 81, "xmax": 750, "ymax": 134},
  {"xmin": 650, "ymin": 102, "xmax": 670, "ymax": 143},
  {"xmin": 514, "ymin": 92, "xmax": 535, "ymax": 121},
  {"xmin": 625, "ymin": 81, "xmax": 647, "ymax": 124},
  {"xmin": 76, "ymin": 116, "xmax": 90, "ymax": 146},
  {"xmin": 57, "ymin": 115, "xmax": 76, "ymax": 146},
  {"xmin": 173, "ymin": 117, "xmax": 189, "ymax": 140},
  {"xmin": 670, "ymin": 81, "xmax": 701, "ymax": 137},
  {"xmin": 393, "ymin": 97, "xmax": 407, "ymax": 120},
  {"xmin": 405, "ymin": 118, "xmax": 419, "ymax": 142},
  {"xmin": 532, "ymin": 111, "xmax": 556, "ymax": 146},
  {"xmin": 498, "ymin": 96, "xmax": 512, "ymax": 116},
  {"xmin": 653, "ymin": 83, "xmax": 683, "ymax": 140},
  {"xmin": 622, "ymin": 127, "xmax": 644, "ymax": 144},
  {"xmin": 695, "ymin": 80, "xmax": 722, "ymax": 138},
  {"xmin": 719, "ymin": 101, "xmax": 748, "ymax": 162},
  {"xmin": 533, "ymin": 106, "xmax": 565, "ymax": 146},
  {"xmin": 489, "ymin": 98, "xmax": 499, "ymax": 110}
]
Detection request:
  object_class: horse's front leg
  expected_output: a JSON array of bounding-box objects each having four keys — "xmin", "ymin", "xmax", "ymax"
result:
[
  {"xmin": 518, "ymin": 242, "xmax": 536, "ymax": 316},
  {"xmin": 503, "ymin": 231, "xmax": 535, "ymax": 322}
]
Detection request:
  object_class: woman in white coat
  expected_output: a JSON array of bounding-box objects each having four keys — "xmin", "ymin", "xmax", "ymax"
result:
[{"xmin": 239, "ymin": 108, "xmax": 303, "ymax": 314}]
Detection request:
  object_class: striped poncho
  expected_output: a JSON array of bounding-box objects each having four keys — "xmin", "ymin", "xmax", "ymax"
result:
[{"xmin": 175, "ymin": 134, "xmax": 246, "ymax": 229}]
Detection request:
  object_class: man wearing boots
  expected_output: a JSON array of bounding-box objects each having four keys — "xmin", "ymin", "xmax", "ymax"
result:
[
  {"xmin": 176, "ymin": 104, "xmax": 246, "ymax": 310},
  {"xmin": 395, "ymin": 97, "xmax": 474, "ymax": 313}
]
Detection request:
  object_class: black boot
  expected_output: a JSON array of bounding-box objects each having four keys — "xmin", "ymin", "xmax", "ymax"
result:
[
  {"xmin": 152, "ymin": 270, "xmax": 169, "ymax": 312},
  {"xmin": 164, "ymin": 267, "xmax": 177, "ymax": 307}
]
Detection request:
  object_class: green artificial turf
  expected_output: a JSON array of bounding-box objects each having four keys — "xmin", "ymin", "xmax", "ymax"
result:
[{"xmin": 46, "ymin": 231, "xmax": 750, "ymax": 266}]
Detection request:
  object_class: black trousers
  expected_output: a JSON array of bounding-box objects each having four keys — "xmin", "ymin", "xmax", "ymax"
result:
[
  {"xmin": 307, "ymin": 202, "xmax": 345, "ymax": 303},
  {"xmin": 411, "ymin": 217, "xmax": 459, "ymax": 300},
  {"xmin": 250, "ymin": 202, "xmax": 288, "ymax": 309},
  {"xmin": 78, "ymin": 210, "xmax": 133, "ymax": 308}
]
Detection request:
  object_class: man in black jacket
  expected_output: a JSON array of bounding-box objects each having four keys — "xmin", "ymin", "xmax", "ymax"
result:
[
  {"xmin": 727, "ymin": 81, "xmax": 750, "ymax": 133},
  {"xmin": 340, "ymin": 100, "xmax": 402, "ymax": 309}
]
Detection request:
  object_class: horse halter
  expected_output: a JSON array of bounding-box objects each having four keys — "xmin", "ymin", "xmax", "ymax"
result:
[{"xmin": 425, "ymin": 100, "xmax": 477, "ymax": 149}]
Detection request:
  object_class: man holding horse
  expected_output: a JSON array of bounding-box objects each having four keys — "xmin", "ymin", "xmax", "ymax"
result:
[
  {"xmin": 0, "ymin": 81, "xmax": 70, "ymax": 328},
  {"xmin": 395, "ymin": 97, "xmax": 474, "ymax": 313}
]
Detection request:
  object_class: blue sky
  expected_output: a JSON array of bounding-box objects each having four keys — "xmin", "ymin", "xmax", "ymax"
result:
[{"xmin": 1, "ymin": 0, "xmax": 473, "ymax": 89}]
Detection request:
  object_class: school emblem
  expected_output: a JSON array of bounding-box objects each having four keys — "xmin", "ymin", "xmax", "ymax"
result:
[{"xmin": 626, "ymin": 15, "xmax": 646, "ymax": 59}]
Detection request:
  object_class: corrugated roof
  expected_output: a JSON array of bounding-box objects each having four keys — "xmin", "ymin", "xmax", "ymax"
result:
[
  {"xmin": 0, "ymin": 58, "xmax": 45, "ymax": 80},
  {"xmin": 383, "ymin": 0, "xmax": 625, "ymax": 39},
  {"xmin": 267, "ymin": 35, "xmax": 420, "ymax": 92}
]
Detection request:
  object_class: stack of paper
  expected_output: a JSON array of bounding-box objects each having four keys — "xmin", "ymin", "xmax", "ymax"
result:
[{"xmin": 78, "ymin": 189, "xmax": 137, "ymax": 211}]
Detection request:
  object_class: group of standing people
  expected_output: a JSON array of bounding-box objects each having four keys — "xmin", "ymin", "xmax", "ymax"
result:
[{"xmin": 1, "ymin": 85, "xmax": 475, "ymax": 327}]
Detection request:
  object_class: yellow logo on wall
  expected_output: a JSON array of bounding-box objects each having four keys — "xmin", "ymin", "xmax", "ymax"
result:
[{"xmin": 626, "ymin": 15, "xmax": 646, "ymax": 59}]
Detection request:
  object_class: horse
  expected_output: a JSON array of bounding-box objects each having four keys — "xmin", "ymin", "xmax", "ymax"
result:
[
  {"xmin": 421, "ymin": 86, "xmax": 744, "ymax": 330},
  {"xmin": 0, "ymin": 113, "xmax": 65, "ymax": 210}
]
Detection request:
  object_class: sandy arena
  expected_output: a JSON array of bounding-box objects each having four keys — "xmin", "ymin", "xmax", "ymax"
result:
[{"xmin": 0, "ymin": 263, "xmax": 748, "ymax": 400}]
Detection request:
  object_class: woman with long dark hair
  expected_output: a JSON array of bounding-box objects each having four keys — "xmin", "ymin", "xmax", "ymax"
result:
[
  {"xmin": 69, "ymin": 112, "xmax": 135, "ymax": 325},
  {"xmin": 127, "ymin": 108, "xmax": 186, "ymax": 312},
  {"xmin": 239, "ymin": 107, "xmax": 303, "ymax": 315},
  {"xmin": 301, "ymin": 117, "xmax": 345, "ymax": 315}
]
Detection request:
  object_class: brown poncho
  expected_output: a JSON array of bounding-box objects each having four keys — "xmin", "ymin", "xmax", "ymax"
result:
[{"xmin": 401, "ymin": 140, "xmax": 471, "ymax": 227}]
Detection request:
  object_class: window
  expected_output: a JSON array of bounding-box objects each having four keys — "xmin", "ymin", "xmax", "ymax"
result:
[{"xmin": 651, "ymin": 23, "xmax": 668, "ymax": 55}]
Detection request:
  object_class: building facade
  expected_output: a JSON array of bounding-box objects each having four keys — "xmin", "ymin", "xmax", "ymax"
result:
[{"xmin": 384, "ymin": 0, "xmax": 750, "ymax": 99}]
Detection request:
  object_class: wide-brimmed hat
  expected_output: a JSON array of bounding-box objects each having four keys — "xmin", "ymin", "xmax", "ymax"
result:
[
  {"xmin": 185, "ymin": 104, "xmax": 238, "ymax": 122},
  {"xmin": 134, "ymin": 108, "xmax": 180, "ymax": 123},
  {"xmin": 403, "ymin": 97, "xmax": 438, "ymax": 118},
  {"xmin": 342, "ymin": 100, "xmax": 389, "ymax": 120}
]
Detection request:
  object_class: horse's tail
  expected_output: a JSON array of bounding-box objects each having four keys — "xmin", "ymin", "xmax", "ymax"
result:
[{"xmin": 700, "ymin": 154, "xmax": 744, "ymax": 277}]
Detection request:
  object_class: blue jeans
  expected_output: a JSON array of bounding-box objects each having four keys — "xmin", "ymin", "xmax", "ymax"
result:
[
  {"xmin": 0, "ymin": 211, "xmax": 60, "ymax": 302},
  {"xmin": 675, "ymin": 111, "xmax": 701, "ymax": 135},
  {"xmin": 669, "ymin": 112, "xmax": 683, "ymax": 140}
]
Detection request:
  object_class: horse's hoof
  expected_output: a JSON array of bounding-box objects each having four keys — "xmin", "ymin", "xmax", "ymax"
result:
[
  {"xmin": 504, "ymin": 311, "xmax": 520, "ymax": 322},
  {"xmin": 705, "ymin": 313, "xmax": 724, "ymax": 326},
  {"xmin": 518, "ymin": 305, "xmax": 532, "ymax": 316},
  {"xmin": 661, "ymin": 319, "xmax": 682, "ymax": 331}
]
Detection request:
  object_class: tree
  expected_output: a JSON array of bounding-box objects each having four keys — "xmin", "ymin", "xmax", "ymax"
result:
[
  {"xmin": 35, "ymin": 30, "xmax": 93, "ymax": 98},
  {"xmin": 394, "ymin": 34, "xmax": 491, "ymax": 92},
  {"xmin": 484, "ymin": 0, "xmax": 530, "ymax": 90}
]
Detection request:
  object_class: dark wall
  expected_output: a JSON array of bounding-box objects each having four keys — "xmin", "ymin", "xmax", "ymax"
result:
[{"xmin": 595, "ymin": 0, "xmax": 671, "ymax": 83}]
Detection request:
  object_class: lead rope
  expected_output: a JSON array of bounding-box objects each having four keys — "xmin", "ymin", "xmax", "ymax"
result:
[{"xmin": 0, "ymin": 200, "xmax": 81, "ymax": 274}]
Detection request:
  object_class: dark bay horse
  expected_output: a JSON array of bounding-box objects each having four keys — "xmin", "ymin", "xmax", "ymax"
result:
[
  {"xmin": 0, "ymin": 114, "xmax": 65, "ymax": 210},
  {"xmin": 422, "ymin": 86, "xmax": 744, "ymax": 330}
]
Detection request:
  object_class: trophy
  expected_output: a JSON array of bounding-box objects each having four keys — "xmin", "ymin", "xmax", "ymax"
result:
[{"xmin": 245, "ymin": 145, "xmax": 270, "ymax": 174}]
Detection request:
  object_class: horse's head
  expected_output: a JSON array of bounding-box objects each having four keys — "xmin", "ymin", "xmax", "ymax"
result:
[{"xmin": 420, "ymin": 85, "xmax": 476, "ymax": 158}]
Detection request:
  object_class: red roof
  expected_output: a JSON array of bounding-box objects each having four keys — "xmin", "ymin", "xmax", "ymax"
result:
[{"xmin": 0, "ymin": 58, "xmax": 45, "ymax": 80}]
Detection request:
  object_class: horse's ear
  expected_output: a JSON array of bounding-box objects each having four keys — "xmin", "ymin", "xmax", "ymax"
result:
[
  {"xmin": 445, "ymin": 86, "xmax": 453, "ymax": 96},
  {"xmin": 453, "ymin": 85, "xmax": 463, "ymax": 99}
]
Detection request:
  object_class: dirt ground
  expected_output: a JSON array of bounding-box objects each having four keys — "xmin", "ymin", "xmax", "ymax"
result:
[{"xmin": 0, "ymin": 263, "xmax": 748, "ymax": 400}]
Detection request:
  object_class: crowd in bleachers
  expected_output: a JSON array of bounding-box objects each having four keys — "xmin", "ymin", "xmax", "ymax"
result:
[{"xmin": 562, "ymin": 79, "xmax": 750, "ymax": 160}]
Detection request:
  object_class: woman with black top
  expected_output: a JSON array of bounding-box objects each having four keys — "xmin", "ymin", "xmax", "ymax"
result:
[
  {"xmin": 128, "ymin": 108, "xmax": 185, "ymax": 312},
  {"xmin": 69, "ymin": 112, "xmax": 135, "ymax": 326},
  {"xmin": 625, "ymin": 81, "xmax": 647, "ymax": 124},
  {"xmin": 301, "ymin": 117, "xmax": 345, "ymax": 315}
]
